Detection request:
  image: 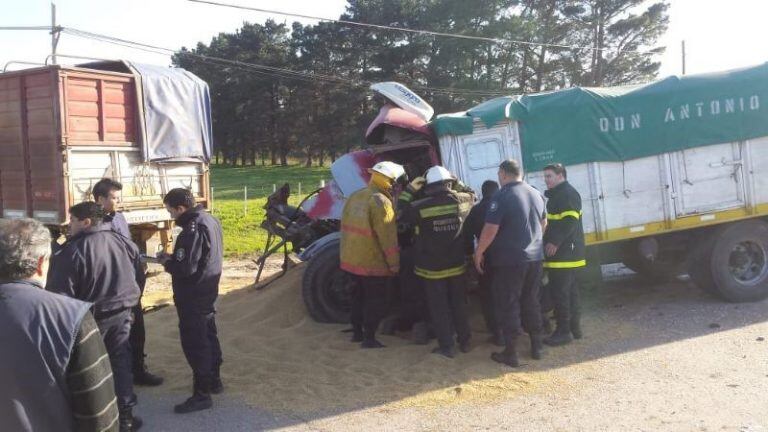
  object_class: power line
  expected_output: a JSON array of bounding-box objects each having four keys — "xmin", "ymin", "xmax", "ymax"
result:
[
  {"xmin": 62, "ymin": 27, "xmax": 511, "ymax": 97},
  {"xmin": 0, "ymin": 26, "xmax": 54, "ymax": 31},
  {"xmin": 187, "ymin": 0, "xmax": 647, "ymax": 55}
]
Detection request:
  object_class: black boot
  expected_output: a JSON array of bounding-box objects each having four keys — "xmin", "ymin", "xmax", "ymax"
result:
[
  {"xmin": 544, "ymin": 327, "xmax": 573, "ymax": 346},
  {"xmin": 211, "ymin": 368, "xmax": 224, "ymax": 395},
  {"xmin": 491, "ymin": 346, "xmax": 519, "ymax": 368},
  {"xmin": 119, "ymin": 408, "xmax": 143, "ymax": 432},
  {"xmin": 458, "ymin": 339, "xmax": 473, "ymax": 354},
  {"xmin": 360, "ymin": 338, "xmax": 385, "ymax": 348},
  {"xmin": 174, "ymin": 376, "xmax": 213, "ymax": 414},
  {"xmin": 487, "ymin": 331, "xmax": 505, "ymax": 347},
  {"xmin": 351, "ymin": 325, "xmax": 364, "ymax": 343},
  {"xmin": 571, "ymin": 316, "xmax": 583, "ymax": 340},
  {"xmin": 432, "ymin": 346, "xmax": 456, "ymax": 358},
  {"xmin": 133, "ymin": 361, "xmax": 164, "ymax": 387},
  {"xmin": 530, "ymin": 334, "xmax": 544, "ymax": 360}
]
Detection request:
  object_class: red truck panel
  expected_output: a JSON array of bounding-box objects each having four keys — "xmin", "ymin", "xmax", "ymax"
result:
[{"xmin": 0, "ymin": 65, "xmax": 209, "ymax": 226}]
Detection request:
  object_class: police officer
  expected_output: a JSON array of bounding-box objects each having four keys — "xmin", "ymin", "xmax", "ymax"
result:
[
  {"xmin": 92, "ymin": 178, "xmax": 164, "ymax": 387},
  {"xmin": 158, "ymin": 188, "xmax": 224, "ymax": 414},
  {"xmin": 340, "ymin": 161, "xmax": 403, "ymax": 349},
  {"xmin": 402, "ymin": 166, "xmax": 474, "ymax": 358},
  {"xmin": 464, "ymin": 180, "xmax": 501, "ymax": 346},
  {"xmin": 47, "ymin": 202, "xmax": 144, "ymax": 430},
  {"xmin": 474, "ymin": 159, "xmax": 547, "ymax": 367},
  {"xmin": 541, "ymin": 163, "xmax": 586, "ymax": 346}
]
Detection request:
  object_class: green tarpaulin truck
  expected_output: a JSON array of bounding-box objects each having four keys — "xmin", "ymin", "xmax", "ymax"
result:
[
  {"xmin": 433, "ymin": 62, "xmax": 768, "ymax": 303},
  {"xmin": 265, "ymin": 64, "xmax": 768, "ymax": 324}
]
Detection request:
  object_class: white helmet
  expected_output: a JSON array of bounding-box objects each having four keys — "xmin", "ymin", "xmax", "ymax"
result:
[
  {"xmin": 369, "ymin": 161, "xmax": 406, "ymax": 181},
  {"xmin": 425, "ymin": 166, "xmax": 456, "ymax": 185}
]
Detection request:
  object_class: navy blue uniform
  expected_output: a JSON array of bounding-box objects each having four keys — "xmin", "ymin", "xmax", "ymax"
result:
[
  {"xmin": 464, "ymin": 197, "xmax": 500, "ymax": 339},
  {"xmin": 164, "ymin": 205, "xmax": 224, "ymax": 389},
  {"xmin": 105, "ymin": 210, "xmax": 156, "ymax": 377},
  {"xmin": 485, "ymin": 181, "xmax": 546, "ymax": 345},
  {"xmin": 105, "ymin": 211, "xmax": 131, "ymax": 240},
  {"xmin": 48, "ymin": 222, "xmax": 143, "ymax": 412}
]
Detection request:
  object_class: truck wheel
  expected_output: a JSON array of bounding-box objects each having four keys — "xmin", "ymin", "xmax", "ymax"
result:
[
  {"xmin": 707, "ymin": 220, "xmax": 768, "ymax": 302},
  {"xmin": 686, "ymin": 229, "xmax": 718, "ymax": 294},
  {"xmin": 302, "ymin": 242, "xmax": 352, "ymax": 323}
]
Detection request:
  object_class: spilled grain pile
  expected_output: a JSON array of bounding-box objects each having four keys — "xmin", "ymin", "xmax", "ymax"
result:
[{"xmin": 144, "ymin": 265, "xmax": 560, "ymax": 415}]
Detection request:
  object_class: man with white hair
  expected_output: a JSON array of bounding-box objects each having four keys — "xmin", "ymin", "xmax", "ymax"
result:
[{"xmin": 0, "ymin": 218, "xmax": 119, "ymax": 431}]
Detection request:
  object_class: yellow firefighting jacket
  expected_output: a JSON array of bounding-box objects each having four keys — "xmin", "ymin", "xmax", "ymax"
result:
[{"xmin": 340, "ymin": 184, "xmax": 399, "ymax": 276}]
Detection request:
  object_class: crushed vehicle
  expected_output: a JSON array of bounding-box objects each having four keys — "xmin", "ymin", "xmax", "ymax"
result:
[{"xmin": 264, "ymin": 63, "xmax": 768, "ymax": 323}]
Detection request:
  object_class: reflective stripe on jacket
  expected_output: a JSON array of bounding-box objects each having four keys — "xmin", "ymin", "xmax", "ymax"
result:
[
  {"xmin": 340, "ymin": 184, "xmax": 399, "ymax": 276},
  {"xmin": 543, "ymin": 181, "xmax": 586, "ymax": 269},
  {"xmin": 402, "ymin": 184, "xmax": 473, "ymax": 279}
]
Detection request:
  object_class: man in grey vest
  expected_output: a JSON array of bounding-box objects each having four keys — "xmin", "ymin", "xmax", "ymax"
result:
[{"xmin": 0, "ymin": 218, "xmax": 120, "ymax": 431}]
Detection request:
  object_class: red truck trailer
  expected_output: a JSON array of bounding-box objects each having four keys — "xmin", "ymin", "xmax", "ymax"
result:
[{"xmin": 0, "ymin": 62, "xmax": 212, "ymax": 251}]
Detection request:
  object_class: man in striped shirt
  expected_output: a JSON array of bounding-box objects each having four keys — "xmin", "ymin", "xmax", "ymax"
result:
[{"xmin": 0, "ymin": 218, "xmax": 120, "ymax": 431}]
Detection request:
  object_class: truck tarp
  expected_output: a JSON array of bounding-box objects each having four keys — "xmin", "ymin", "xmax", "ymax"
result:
[
  {"xmin": 127, "ymin": 62, "xmax": 213, "ymax": 162},
  {"xmin": 431, "ymin": 63, "xmax": 768, "ymax": 171}
]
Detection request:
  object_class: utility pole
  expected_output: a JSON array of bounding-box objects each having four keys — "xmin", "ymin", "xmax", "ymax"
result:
[
  {"xmin": 681, "ymin": 40, "xmax": 686, "ymax": 75},
  {"xmin": 50, "ymin": 2, "xmax": 60, "ymax": 65}
]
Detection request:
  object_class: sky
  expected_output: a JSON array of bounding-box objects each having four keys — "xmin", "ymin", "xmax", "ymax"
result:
[{"xmin": 1, "ymin": 0, "xmax": 766, "ymax": 80}]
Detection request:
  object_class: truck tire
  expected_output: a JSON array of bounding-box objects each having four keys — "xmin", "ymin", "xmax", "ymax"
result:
[
  {"xmin": 686, "ymin": 229, "xmax": 718, "ymax": 294},
  {"xmin": 301, "ymin": 242, "xmax": 353, "ymax": 323},
  {"xmin": 705, "ymin": 220, "xmax": 768, "ymax": 302}
]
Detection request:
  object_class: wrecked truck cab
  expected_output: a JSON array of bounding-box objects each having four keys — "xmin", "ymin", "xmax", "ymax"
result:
[{"xmin": 259, "ymin": 84, "xmax": 439, "ymax": 323}]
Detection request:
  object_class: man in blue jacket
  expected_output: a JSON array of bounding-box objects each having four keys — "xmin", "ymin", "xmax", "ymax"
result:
[
  {"xmin": 48, "ymin": 202, "xmax": 145, "ymax": 430},
  {"xmin": 158, "ymin": 188, "xmax": 224, "ymax": 414},
  {"xmin": 93, "ymin": 178, "xmax": 164, "ymax": 387}
]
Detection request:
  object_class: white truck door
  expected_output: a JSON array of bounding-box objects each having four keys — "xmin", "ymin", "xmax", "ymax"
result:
[
  {"xmin": 671, "ymin": 142, "xmax": 746, "ymax": 216},
  {"xmin": 439, "ymin": 123, "xmax": 522, "ymax": 199}
]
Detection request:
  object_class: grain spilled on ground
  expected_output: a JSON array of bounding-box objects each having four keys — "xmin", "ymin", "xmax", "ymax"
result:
[{"xmin": 143, "ymin": 264, "xmax": 557, "ymax": 415}]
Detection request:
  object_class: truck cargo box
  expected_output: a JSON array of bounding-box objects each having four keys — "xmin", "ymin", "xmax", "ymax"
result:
[{"xmin": 0, "ymin": 64, "xmax": 210, "ymax": 232}]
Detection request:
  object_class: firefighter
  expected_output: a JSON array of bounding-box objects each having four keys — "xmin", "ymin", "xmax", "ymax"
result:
[
  {"xmin": 157, "ymin": 188, "xmax": 224, "ymax": 413},
  {"xmin": 92, "ymin": 178, "xmax": 164, "ymax": 387},
  {"xmin": 47, "ymin": 202, "xmax": 144, "ymax": 430},
  {"xmin": 391, "ymin": 174, "xmax": 431, "ymax": 344},
  {"xmin": 340, "ymin": 161, "xmax": 404, "ymax": 348},
  {"xmin": 541, "ymin": 163, "xmax": 586, "ymax": 346},
  {"xmin": 473, "ymin": 159, "xmax": 547, "ymax": 368},
  {"xmin": 402, "ymin": 166, "xmax": 474, "ymax": 358}
]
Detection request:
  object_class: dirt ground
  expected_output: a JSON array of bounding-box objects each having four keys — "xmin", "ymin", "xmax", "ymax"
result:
[{"xmin": 137, "ymin": 259, "xmax": 768, "ymax": 431}]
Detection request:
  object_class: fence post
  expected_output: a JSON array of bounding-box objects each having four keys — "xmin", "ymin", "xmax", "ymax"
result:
[
  {"xmin": 320, "ymin": 179, "xmax": 325, "ymax": 188},
  {"xmin": 298, "ymin": 182, "xmax": 301, "ymax": 196},
  {"xmin": 273, "ymin": 184, "xmax": 276, "ymax": 193},
  {"xmin": 244, "ymin": 186, "xmax": 248, "ymax": 216}
]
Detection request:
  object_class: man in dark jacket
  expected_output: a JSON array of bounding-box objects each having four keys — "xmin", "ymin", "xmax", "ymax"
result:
[
  {"xmin": 158, "ymin": 188, "xmax": 224, "ymax": 413},
  {"xmin": 464, "ymin": 180, "xmax": 501, "ymax": 345},
  {"xmin": 542, "ymin": 163, "xmax": 586, "ymax": 346},
  {"xmin": 47, "ymin": 202, "xmax": 144, "ymax": 431},
  {"xmin": 0, "ymin": 218, "xmax": 120, "ymax": 432},
  {"xmin": 474, "ymin": 159, "xmax": 547, "ymax": 368},
  {"xmin": 93, "ymin": 178, "xmax": 164, "ymax": 387},
  {"xmin": 401, "ymin": 166, "xmax": 474, "ymax": 358}
]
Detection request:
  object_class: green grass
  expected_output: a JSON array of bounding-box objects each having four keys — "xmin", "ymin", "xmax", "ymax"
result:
[{"xmin": 209, "ymin": 164, "xmax": 331, "ymax": 256}]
